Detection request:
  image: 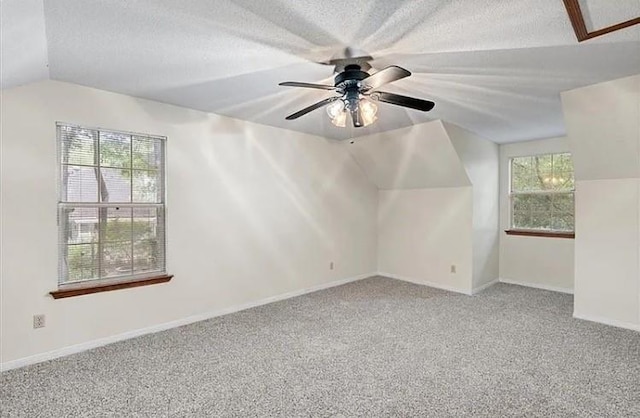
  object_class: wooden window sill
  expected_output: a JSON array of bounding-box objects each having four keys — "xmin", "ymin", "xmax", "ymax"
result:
[
  {"xmin": 50, "ymin": 274, "xmax": 173, "ymax": 299},
  {"xmin": 505, "ymin": 230, "xmax": 575, "ymax": 239}
]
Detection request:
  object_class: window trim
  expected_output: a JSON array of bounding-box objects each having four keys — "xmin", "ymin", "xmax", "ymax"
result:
[
  {"xmin": 508, "ymin": 152, "xmax": 575, "ymax": 234},
  {"xmin": 504, "ymin": 229, "xmax": 575, "ymax": 239},
  {"xmin": 50, "ymin": 274, "xmax": 173, "ymax": 299},
  {"xmin": 54, "ymin": 122, "xmax": 169, "ymax": 294}
]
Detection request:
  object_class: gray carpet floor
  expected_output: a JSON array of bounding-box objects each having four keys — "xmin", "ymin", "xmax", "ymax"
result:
[{"xmin": 1, "ymin": 277, "xmax": 639, "ymax": 417}]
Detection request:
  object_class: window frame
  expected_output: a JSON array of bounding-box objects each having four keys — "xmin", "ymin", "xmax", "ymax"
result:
[
  {"xmin": 55, "ymin": 122, "xmax": 169, "ymax": 292},
  {"xmin": 507, "ymin": 152, "xmax": 575, "ymax": 237}
]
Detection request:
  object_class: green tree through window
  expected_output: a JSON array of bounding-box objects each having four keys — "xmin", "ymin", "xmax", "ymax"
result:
[{"xmin": 510, "ymin": 153, "xmax": 574, "ymax": 232}]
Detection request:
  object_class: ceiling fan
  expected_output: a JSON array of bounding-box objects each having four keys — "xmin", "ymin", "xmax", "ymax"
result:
[{"xmin": 279, "ymin": 64, "xmax": 435, "ymax": 128}]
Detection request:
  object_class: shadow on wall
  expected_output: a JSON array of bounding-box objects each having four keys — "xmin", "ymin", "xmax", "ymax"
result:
[{"xmin": 164, "ymin": 112, "xmax": 375, "ymax": 292}]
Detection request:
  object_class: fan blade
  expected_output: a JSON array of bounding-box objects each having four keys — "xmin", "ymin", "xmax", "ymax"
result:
[
  {"xmin": 279, "ymin": 81, "xmax": 336, "ymax": 91},
  {"xmin": 285, "ymin": 96, "xmax": 341, "ymax": 120},
  {"xmin": 350, "ymin": 108, "xmax": 363, "ymax": 128},
  {"xmin": 371, "ymin": 91, "xmax": 435, "ymax": 112},
  {"xmin": 362, "ymin": 66, "xmax": 411, "ymax": 90}
]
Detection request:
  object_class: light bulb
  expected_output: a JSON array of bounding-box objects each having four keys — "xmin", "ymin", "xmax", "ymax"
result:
[
  {"xmin": 331, "ymin": 111, "xmax": 347, "ymax": 127},
  {"xmin": 326, "ymin": 100, "xmax": 345, "ymax": 119},
  {"xmin": 359, "ymin": 98, "xmax": 378, "ymax": 127}
]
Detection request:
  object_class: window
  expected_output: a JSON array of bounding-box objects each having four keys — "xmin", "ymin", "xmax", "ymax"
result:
[
  {"xmin": 510, "ymin": 153, "xmax": 574, "ymax": 232},
  {"xmin": 57, "ymin": 123, "xmax": 166, "ymax": 286}
]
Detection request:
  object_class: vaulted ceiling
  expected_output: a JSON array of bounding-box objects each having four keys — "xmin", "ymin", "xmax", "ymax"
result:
[{"xmin": 2, "ymin": 0, "xmax": 639, "ymax": 143}]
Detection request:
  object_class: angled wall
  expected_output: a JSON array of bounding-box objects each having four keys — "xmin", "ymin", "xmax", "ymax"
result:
[
  {"xmin": 445, "ymin": 122, "xmax": 500, "ymax": 290},
  {"xmin": 0, "ymin": 80, "xmax": 378, "ymax": 368},
  {"xmin": 348, "ymin": 120, "xmax": 499, "ymax": 294},
  {"xmin": 562, "ymin": 74, "xmax": 640, "ymax": 331}
]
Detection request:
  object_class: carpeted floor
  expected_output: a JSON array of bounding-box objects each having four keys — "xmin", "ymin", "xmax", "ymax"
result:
[{"xmin": 1, "ymin": 277, "xmax": 639, "ymax": 417}]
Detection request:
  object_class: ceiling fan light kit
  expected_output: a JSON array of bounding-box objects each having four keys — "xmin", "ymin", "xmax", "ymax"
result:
[
  {"xmin": 326, "ymin": 96, "xmax": 377, "ymax": 128},
  {"xmin": 279, "ymin": 61, "xmax": 435, "ymax": 130}
]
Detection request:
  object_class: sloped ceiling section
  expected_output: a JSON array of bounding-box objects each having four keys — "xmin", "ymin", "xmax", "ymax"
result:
[
  {"xmin": 444, "ymin": 121, "xmax": 499, "ymax": 187},
  {"xmin": 1, "ymin": 0, "xmax": 639, "ymax": 143},
  {"xmin": 0, "ymin": 0, "xmax": 49, "ymax": 88},
  {"xmin": 347, "ymin": 120, "xmax": 470, "ymax": 190}
]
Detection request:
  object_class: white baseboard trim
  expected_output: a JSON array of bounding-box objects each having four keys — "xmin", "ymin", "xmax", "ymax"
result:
[
  {"xmin": 1, "ymin": 272, "xmax": 376, "ymax": 372},
  {"xmin": 499, "ymin": 278, "xmax": 574, "ymax": 295},
  {"xmin": 573, "ymin": 312, "xmax": 640, "ymax": 332},
  {"xmin": 377, "ymin": 272, "xmax": 471, "ymax": 295},
  {"xmin": 471, "ymin": 279, "xmax": 499, "ymax": 295}
]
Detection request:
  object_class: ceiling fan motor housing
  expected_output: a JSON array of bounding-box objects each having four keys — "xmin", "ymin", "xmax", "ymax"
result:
[
  {"xmin": 334, "ymin": 64, "xmax": 369, "ymax": 114},
  {"xmin": 334, "ymin": 64, "xmax": 369, "ymax": 88}
]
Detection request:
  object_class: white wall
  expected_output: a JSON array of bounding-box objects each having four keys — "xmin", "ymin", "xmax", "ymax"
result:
[
  {"xmin": 562, "ymin": 74, "xmax": 640, "ymax": 330},
  {"xmin": 446, "ymin": 123, "xmax": 499, "ymax": 288},
  {"xmin": 347, "ymin": 121, "xmax": 476, "ymax": 293},
  {"xmin": 348, "ymin": 121, "xmax": 498, "ymax": 294},
  {"xmin": 498, "ymin": 137, "xmax": 575, "ymax": 292},
  {"xmin": 0, "ymin": 80, "xmax": 378, "ymax": 366},
  {"xmin": 378, "ymin": 188, "xmax": 473, "ymax": 293},
  {"xmin": 573, "ymin": 179, "xmax": 639, "ymax": 326}
]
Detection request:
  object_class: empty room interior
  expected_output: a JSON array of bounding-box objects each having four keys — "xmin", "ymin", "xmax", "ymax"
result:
[{"xmin": 1, "ymin": 0, "xmax": 640, "ymax": 416}]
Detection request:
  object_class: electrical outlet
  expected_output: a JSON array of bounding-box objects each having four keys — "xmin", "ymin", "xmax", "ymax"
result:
[
  {"xmin": 33, "ymin": 314, "xmax": 46, "ymax": 329},
  {"xmin": 330, "ymin": 261, "xmax": 334, "ymax": 270},
  {"xmin": 450, "ymin": 265, "xmax": 456, "ymax": 274}
]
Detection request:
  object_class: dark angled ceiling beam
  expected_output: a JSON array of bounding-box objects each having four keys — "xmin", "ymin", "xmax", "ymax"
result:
[{"xmin": 562, "ymin": 0, "xmax": 640, "ymax": 42}]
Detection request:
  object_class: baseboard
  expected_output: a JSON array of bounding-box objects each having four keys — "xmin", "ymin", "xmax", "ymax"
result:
[
  {"xmin": 573, "ymin": 312, "xmax": 640, "ymax": 332},
  {"xmin": 471, "ymin": 279, "xmax": 499, "ymax": 295},
  {"xmin": 499, "ymin": 278, "xmax": 574, "ymax": 295},
  {"xmin": 377, "ymin": 272, "xmax": 471, "ymax": 295},
  {"xmin": 1, "ymin": 272, "xmax": 376, "ymax": 372}
]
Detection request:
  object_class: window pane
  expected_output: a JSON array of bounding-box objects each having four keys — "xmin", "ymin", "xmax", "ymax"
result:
[
  {"xmin": 103, "ymin": 241, "xmax": 133, "ymax": 277},
  {"xmin": 531, "ymin": 194, "xmax": 551, "ymax": 212},
  {"xmin": 67, "ymin": 207, "xmax": 99, "ymax": 244},
  {"xmin": 100, "ymin": 131, "xmax": 131, "ymax": 168},
  {"xmin": 101, "ymin": 168, "xmax": 132, "ymax": 202},
  {"xmin": 550, "ymin": 171, "xmax": 574, "ymax": 190},
  {"xmin": 62, "ymin": 166, "xmax": 98, "ymax": 202},
  {"xmin": 133, "ymin": 207, "xmax": 163, "ymax": 273},
  {"xmin": 133, "ymin": 136, "xmax": 162, "ymax": 170},
  {"xmin": 553, "ymin": 154, "xmax": 573, "ymax": 175},
  {"xmin": 551, "ymin": 193, "xmax": 574, "ymax": 213},
  {"xmin": 65, "ymin": 243, "xmax": 99, "ymax": 282},
  {"xmin": 133, "ymin": 170, "xmax": 161, "ymax": 203},
  {"xmin": 512, "ymin": 194, "xmax": 531, "ymax": 213},
  {"xmin": 59, "ymin": 126, "xmax": 96, "ymax": 166},
  {"xmin": 512, "ymin": 153, "xmax": 574, "ymax": 193},
  {"xmin": 531, "ymin": 211, "xmax": 553, "ymax": 230},
  {"xmin": 512, "ymin": 192, "xmax": 574, "ymax": 231},
  {"xmin": 552, "ymin": 213, "xmax": 574, "ymax": 231},
  {"xmin": 513, "ymin": 211, "xmax": 530, "ymax": 230},
  {"xmin": 104, "ymin": 207, "xmax": 132, "ymax": 243},
  {"xmin": 511, "ymin": 156, "xmax": 532, "ymax": 191},
  {"xmin": 103, "ymin": 207, "xmax": 133, "ymax": 277},
  {"xmin": 60, "ymin": 207, "xmax": 99, "ymax": 283},
  {"xmin": 532, "ymin": 154, "xmax": 553, "ymax": 191}
]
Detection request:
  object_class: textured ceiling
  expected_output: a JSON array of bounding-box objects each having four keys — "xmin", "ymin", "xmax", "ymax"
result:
[{"xmin": 2, "ymin": 0, "xmax": 639, "ymax": 143}]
